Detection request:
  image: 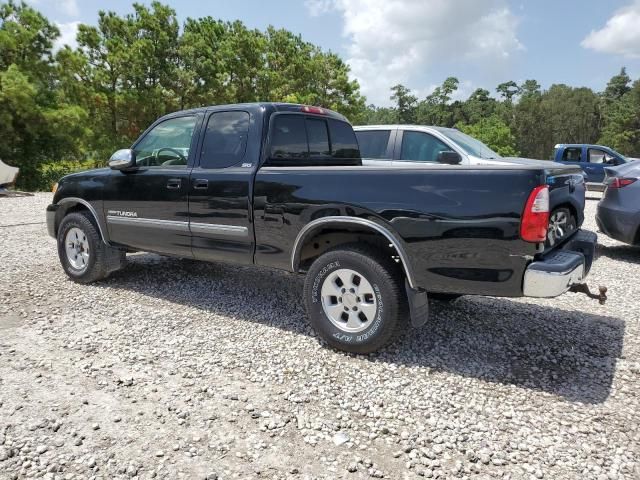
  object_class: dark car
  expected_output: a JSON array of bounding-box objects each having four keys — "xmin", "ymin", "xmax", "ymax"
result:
[
  {"xmin": 596, "ymin": 162, "xmax": 640, "ymax": 245},
  {"xmin": 47, "ymin": 102, "xmax": 598, "ymax": 354}
]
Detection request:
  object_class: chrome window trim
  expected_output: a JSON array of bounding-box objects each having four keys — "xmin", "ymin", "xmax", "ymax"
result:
[{"xmin": 290, "ymin": 215, "xmax": 417, "ymax": 289}]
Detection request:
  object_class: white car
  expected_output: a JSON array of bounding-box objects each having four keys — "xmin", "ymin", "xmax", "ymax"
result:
[{"xmin": 354, "ymin": 125, "xmax": 518, "ymax": 167}]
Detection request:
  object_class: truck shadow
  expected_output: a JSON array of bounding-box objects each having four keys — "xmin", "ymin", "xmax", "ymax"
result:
[{"xmin": 101, "ymin": 253, "xmax": 625, "ymax": 405}]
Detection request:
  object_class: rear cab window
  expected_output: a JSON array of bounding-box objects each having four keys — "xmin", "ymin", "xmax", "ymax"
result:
[
  {"xmin": 355, "ymin": 130, "xmax": 391, "ymax": 159},
  {"xmin": 268, "ymin": 114, "xmax": 360, "ymax": 166}
]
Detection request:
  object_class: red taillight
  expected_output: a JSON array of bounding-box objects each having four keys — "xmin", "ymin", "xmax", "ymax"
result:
[
  {"xmin": 301, "ymin": 105, "xmax": 326, "ymax": 115},
  {"xmin": 607, "ymin": 177, "xmax": 637, "ymax": 188},
  {"xmin": 520, "ymin": 185, "xmax": 550, "ymax": 243}
]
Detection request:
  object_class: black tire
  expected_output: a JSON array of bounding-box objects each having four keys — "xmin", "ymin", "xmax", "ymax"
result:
[
  {"xmin": 57, "ymin": 211, "xmax": 124, "ymax": 284},
  {"xmin": 546, "ymin": 207, "xmax": 577, "ymax": 248},
  {"xmin": 303, "ymin": 243, "xmax": 409, "ymax": 354}
]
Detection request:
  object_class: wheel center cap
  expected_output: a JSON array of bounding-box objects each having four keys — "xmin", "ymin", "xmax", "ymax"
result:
[{"xmin": 343, "ymin": 292, "xmax": 357, "ymax": 309}]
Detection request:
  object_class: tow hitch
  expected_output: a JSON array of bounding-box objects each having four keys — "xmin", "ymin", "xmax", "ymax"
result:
[{"xmin": 569, "ymin": 283, "xmax": 608, "ymax": 305}]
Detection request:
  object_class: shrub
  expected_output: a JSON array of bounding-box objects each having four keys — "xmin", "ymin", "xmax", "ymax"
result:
[{"xmin": 36, "ymin": 159, "xmax": 101, "ymax": 191}]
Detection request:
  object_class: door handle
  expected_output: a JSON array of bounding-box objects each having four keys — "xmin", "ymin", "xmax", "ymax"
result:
[
  {"xmin": 193, "ymin": 179, "xmax": 209, "ymax": 190},
  {"xmin": 166, "ymin": 178, "xmax": 181, "ymax": 189}
]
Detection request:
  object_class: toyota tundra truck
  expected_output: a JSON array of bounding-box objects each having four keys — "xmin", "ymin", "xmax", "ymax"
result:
[{"xmin": 47, "ymin": 103, "xmax": 599, "ymax": 353}]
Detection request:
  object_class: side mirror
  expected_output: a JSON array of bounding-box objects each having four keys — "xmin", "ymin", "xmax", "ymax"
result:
[
  {"xmin": 109, "ymin": 149, "xmax": 135, "ymax": 170},
  {"xmin": 437, "ymin": 150, "xmax": 462, "ymax": 165}
]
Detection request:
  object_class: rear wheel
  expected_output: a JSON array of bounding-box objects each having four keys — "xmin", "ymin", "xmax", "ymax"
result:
[
  {"xmin": 303, "ymin": 244, "xmax": 409, "ymax": 354},
  {"xmin": 546, "ymin": 207, "xmax": 577, "ymax": 248}
]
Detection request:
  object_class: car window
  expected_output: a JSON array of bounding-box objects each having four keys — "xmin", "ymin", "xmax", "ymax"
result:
[
  {"xmin": 588, "ymin": 149, "xmax": 606, "ymax": 164},
  {"xmin": 306, "ymin": 118, "xmax": 330, "ymax": 157},
  {"xmin": 328, "ymin": 119, "xmax": 360, "ymax": 159},
  {"xmin": 355, "ymin": 130, "xmax": 391, "ymax": 159},
  {"xmin": 562, "ymin": 147, "xmax": 583, "ymax": 162},
  {"xmin": 201, "ymin": 111, "xmax": 250, "ymax": 169},
  {"xmin": 133, "ymin": 116, "xmax": 197, "ymax": 168},
  {"xmin": 400, "ymin": 131, "xmax": 451, "ymax": 163},
  {"xmin": 270, "ymin": 115, "xmax": 360, "ymax": 164},
  {"xmin": 270, "ymin": 115, "xmax": 308, "ymax": 160}
]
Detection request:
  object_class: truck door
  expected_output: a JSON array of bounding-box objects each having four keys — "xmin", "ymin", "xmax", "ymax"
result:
[
  {"xmin": 586, "ymin": 147, "xmax": 609, "ymax": 183},
  {"xmin": 188, "ymin": 109, "xmax": 256, "ymax": 265},
  {"xmin": 103, "ymin": 114, "xmax": 201, "ymax": 257}
]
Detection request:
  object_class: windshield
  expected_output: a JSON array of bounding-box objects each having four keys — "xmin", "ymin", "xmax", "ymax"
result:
[{"xmin": 438, "ymin": 129, "xmax": 501, "ymax": 159}]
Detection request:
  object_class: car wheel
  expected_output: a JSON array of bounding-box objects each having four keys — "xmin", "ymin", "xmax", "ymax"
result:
[
  {"xmin": 303, "ymin": 243, "xmax": 409, "ymax": 354},
  {"xmin": 546, "ymin": 208, "xmax": 577, "ymax": 248},
  {"xmin": 57, "ymin": 211, "xmax": 124, "ymax": 283}
]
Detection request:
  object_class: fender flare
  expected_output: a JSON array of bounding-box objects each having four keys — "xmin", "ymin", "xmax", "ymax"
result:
[
  {"xmin": 56, "ymin": 197, "xmax": 110, "ymax": 245},
  {"xmin": 290, "ymin": 216, "xmax": 417, "ymax": 289}
]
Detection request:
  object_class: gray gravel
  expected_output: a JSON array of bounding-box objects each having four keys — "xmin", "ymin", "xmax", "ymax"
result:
[{"xmin": 0, "ymin": 192, "xmax": 639, "ymax": 480}]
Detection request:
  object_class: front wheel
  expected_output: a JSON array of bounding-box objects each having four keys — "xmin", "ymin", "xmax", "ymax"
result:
[
  {"xmin": 57, "ymin": 212, "xmax": 125, "ymax": 283},
  {"xmin": 303, "ymin": 244, "xmax": 409, "ymax": 354}
]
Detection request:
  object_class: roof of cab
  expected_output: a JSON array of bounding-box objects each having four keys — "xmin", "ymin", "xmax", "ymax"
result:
[
  {"xmin": 554, "ymin": 143, "xmax": 613, "ymax": 150},
  {"xmin": 161, "ymin": 102, "xmax": 348, "ymax": 122}
]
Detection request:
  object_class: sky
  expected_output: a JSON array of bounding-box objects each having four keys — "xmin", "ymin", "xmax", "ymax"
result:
[{"xmin": 29, "ymin": 0, "xmax": 640, "ymax": 106}]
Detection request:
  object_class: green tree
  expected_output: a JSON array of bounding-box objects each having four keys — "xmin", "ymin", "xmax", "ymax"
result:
[
  {"xmin": 0, "ymin": 2, "xmax": 90, "ymax": 190},
  {"xmin": 456, "ymin": 115, "xmax": 519, "ymax": 157},
  {"xmin": 390, "ymin": 84, "xmax": 417, "ymax": 123},
  {"xmin": 603, "ymin": 67, "xmax": 631, "ymax": 102},
  {"xmin": 599, "ymin": 79, "xmax": 640, "ymax": 156},
  {"xmin": 496, "ymin": 81, "xmax": 520, "ymax": 101}
]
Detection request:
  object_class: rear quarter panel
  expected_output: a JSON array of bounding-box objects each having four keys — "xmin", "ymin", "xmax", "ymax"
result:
[{"xmin": 253, "ymin": 165, "xmax": 545, "ymax": 296}]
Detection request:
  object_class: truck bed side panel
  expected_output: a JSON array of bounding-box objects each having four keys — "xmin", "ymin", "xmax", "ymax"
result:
[{"xmin": 253, "ymin": 166, "xmax": 543, "ymax": 297}]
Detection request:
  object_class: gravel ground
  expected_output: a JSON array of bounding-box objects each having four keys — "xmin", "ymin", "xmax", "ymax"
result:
[{"xmin": 0, "ymin": 193, "xmax": 639, "ymax": 480}]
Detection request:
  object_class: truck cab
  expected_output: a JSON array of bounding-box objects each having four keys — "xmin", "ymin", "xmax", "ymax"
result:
[{"xmin": 553, "ymin": 144, "xmax": 630, "ymax": 186}]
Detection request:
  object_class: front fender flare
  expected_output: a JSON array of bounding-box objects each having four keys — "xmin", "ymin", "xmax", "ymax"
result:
[{"xmin": 54, "ymin": 197, "xmax": 110, "ymax": 245}]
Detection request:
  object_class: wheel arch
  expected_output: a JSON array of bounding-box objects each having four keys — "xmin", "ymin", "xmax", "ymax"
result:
[
  {"xmin": 291, "ymin": 216, "xmax": 417, "ymax": 289},
  {"xmin": 55, "ymin": 198, "xmax": 110, "ymax": 245}
]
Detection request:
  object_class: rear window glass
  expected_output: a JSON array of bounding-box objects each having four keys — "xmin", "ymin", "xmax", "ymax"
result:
[
  {"xmin": 306, "ymin": 118, "xmax": 330, "ymax": 157},
  {"xmin": 355, "ymin": 130, "xmax": 390, "ymax": 159},
  {"xmin": 269, "ymin": 115, "xmax": 360, "ymax": 164},
  {"xmin": 201, "ymin": 111, "xmax": 250, "ymax": 168},
  {"xmin": 328, "ymin": 119, "xmax": 359, "ymax": 159},
  {"xmin": 270, "ymin": 115, "xmax": 308, "ymax": 160}
]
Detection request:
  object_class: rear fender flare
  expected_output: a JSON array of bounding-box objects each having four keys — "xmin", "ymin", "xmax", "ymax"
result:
[{"xmin": 290, "ymin": 216, "xmax": 417, "ymax": 289}]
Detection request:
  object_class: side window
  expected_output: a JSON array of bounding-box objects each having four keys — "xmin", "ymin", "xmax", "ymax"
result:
[
  {"xmin": 355, "ymin": 130, "xmax": 391, "ymax": 159},
  {"xmin": 201, "ymin": 111, "xmax": 250, "ymax": 169},
  {"xmin": 133, "ymin": 116, "xmax": 197, "ymax": 168},
  {"xmin": 400, "ymin": 131, "xmax": 451, "ymax": 163},
  {"xmin": 588, "ymin": 149, "xmax": 606, "ymax": 164},
  {"xmin": 328, "ymin": 119, "xmax": 360, "ymax": 159},
  {"xmin": 270, "ymin": 115, "xmax": 308, "ymax": 160},
  {"xmin": 269, "ymin": 115, "xmax": 361, "ymax": 164},
  {"xmin": 562, "ymin": 147, "xmax": 583, "ymax": 162}
]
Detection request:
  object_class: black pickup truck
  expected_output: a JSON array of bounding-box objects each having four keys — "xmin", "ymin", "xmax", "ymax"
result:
[{"xmin": 47, "ymin": 103, "xmax": 598, "ymax": 353}]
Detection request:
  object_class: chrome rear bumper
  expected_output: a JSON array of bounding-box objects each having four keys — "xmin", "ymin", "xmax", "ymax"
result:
[{"xmin": 523, "ymin": 230, "xmax": 596, "ymax": 298}]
